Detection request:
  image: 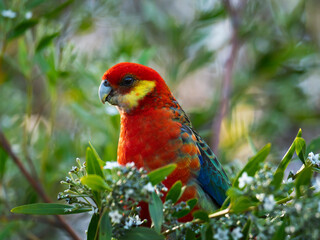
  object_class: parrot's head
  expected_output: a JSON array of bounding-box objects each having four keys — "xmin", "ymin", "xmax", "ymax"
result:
[{"xmin": 99, "ymin": 62, "xmax": 172, "ymax": 113}]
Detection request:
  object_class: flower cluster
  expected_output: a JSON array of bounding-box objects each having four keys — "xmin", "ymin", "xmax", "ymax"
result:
[
  {"xmin": 308, "ymin": 152, "xmax": 320, "ymax": 167},
  {"xmin": 58, "ymin": 159, "xmax": 163, "ymax": 238},
  {"xmin": 226, "ymin": 161, "xmax": 320, "ymax": 240},
  {"xmin": 210, "ymin": 214, "xmax": 247, "ymax": 240},
  {"xmin": 282, "ymin": 195, "xmax": 320, "ymax": 239},
  {"xmin": 55, "ymin": 144, "xmax": 320, "ymax": 240}
]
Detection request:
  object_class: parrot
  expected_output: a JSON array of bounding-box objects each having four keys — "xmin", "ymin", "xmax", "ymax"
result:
[{"xmin": 98, "ymin": 62, "xmax": 230, "ymax": 221}]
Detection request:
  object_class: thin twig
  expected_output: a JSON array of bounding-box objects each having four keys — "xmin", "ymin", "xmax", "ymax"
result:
[
  {"xmin": 211, "ymin": 0, "xmax": 244, "ymax": 152},
  {"xmin": 162, "ymin": 192, "xmax": 295, "ymax": 236},
  {"xmin": 162, "ymin": 207, "xmax": 231, "ymax": 236},
  {"xmin": 0, "ymin": 130, "xmax": 80, "ymax": 240},
  {"xmin": 0, "ymin": 130, "xmax": 50, "ymax": 202}
]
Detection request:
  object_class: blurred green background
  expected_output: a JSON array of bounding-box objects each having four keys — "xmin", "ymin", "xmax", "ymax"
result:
[{"xmin": 0, "ymin": 0, "xmax": 320, "ymax": 239}]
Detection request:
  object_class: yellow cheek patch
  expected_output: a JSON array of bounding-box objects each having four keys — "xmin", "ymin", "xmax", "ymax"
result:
[{"xmin": 120, "ymin": 80, "xmax": 156, "ymax": 109}]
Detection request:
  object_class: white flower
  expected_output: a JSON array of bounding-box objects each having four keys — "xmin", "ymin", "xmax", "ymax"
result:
[
  {"xmin": 263, "ymin": 195, "xmax": 276, "ymax": 211},
  {"xmin": 238, "ymin": 172, "xmax": 253, "ymax": 188},
  {"xmin": 287, "ymin": 177, "xmax": 293, "ymax": 183},
  {"xmin": 142, "ymin": 182, "xmax": 154, "ymax": 192},
  {"xmin": 133, "ymin": 215, "xmax": 143, "ymax": 225},
  {"xmin": 214, "ymin": 228, "xmax": 229, "ymax": 240},
  {"xmin": 285, "ymin": 226, "xmax": 295, "ymax": 233},
  {"xmin": 25, "ymin": 11, "xmax": 32, "ymax": 19},
  {"xmin": 109, "ymin": 210, "xmax": 122, "ymax": 224},
  {"xmin": 104, "ymin": 161, "xmax": 120, "ymax": 169},
  {"xmin": 126, "ymin": 162, "xmax": 135, "ymax": 168},
  {"xmin": 162, "ymin": 186, "xmax": 168, "ymax": 192},
  {"xmin": 313, "ymin": 178, "xmax": 320, "ymax": 192},
  {"xmin": 308, "ymin": 152, "xmax": 320, "ymax": 166},
  {"xmin": 256, "ymin": 193, "xmax": 265, "ymax": 202},
  {"xmin": 294, "ymin": 203, "xmax": 302, "ymax": 213},
  {"xmin": 124, "ymin": 215, "xmax": 143, "ymax": 229},
  {"xmin": 125, "ymin": 189, "xmax": 134, "ymax": 199},
  {"xmin": 231, "ymin": 227, "xmax": 243, "ymax": 240},
  {"xmin": 124, "ymin": 218, "xmax": 133, "ymax": 229},
  {"xmin": 1, "ymin": 10, "xmax": 16, "ymax": 18}
]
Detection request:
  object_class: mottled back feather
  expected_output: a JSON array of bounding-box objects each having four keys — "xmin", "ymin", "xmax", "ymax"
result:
[{"xmin": 172, "ymin": 102, "xmax": 230, "ymax": 207}]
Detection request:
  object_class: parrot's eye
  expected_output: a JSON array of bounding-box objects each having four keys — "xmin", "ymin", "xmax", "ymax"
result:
[{"xmin": 121, "ymin": 75, "xmax": 135, "ymax": 86}]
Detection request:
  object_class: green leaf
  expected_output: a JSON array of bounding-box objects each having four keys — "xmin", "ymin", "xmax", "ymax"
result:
[
  {"xmin": 165, "ymin": 180, "xmax": 182, "ymax": 203},
  {"xmin": 149, "ymin": 191, "xmax": 163, "ymax": 233},
  {"xmin": 148, "ymin": 164, "xmax": 176, "ymax": 186},
  {"xmin": 201, "ymin": 223, "xmax": 213, "ymax": 240},
  {"xmin": 26, "ymin": 0, "xmax": 46, "ymax": 9},
  {"xmin": 272, "ymin": 129, "xmax": 303, "ymax": 189},
  {"xmin": 230, "ymin": 196, "xmax": 258, "ymax": 213},
  {"xmin": 227, "ymin": 187, "xmax": 243, "ymax": 198},
  {"xmin": 173, "ymin": 198, "xmax": 198, "ymax": 219},
  {"xmin": 99, "ymin": 210, "xmax": 112, "ymax": 240},
  {"xmin": 87, "ymin": 213, "xmax": 99, "ymax": 240},
  {"xmin": 43, "ymin": 0, "xmax": 74, "ymax": 19},
  {"xmin": 185, "ymin": 228, "xmax": 196, "ymax": 240},
  {"xmin": 233, "ymin": 144, "xmax": 271, "ymax": 187},
  {"xmin": 196, "ymin": 5, "xmax": 226, "ymax": 24},
  {"xmin": 36, "ymin": 32, "xmax": 60, "ymax": 52},
  {"xmin": 11, "ymin": 203, "xmax": 91, "ymax": 215},
  {"xmin": 271, "ymin": 220, "xmax": 286, "ymax": 240},
  {"xmin": 81, "ymin": 175, "xmax": 111, "ymax": 192},
  {"xmin": 295, "ymin": 165, "xmax": 313, "ymax": 197},
  {"xmin": 89, "ymin": 142, "xmax": 105, "ymax": 167},
  {"xmin": 295, "ymin": 137, "xmax": 306, "ymax": 164},
  {"xmin": 241, "ymin": 217, "xmax": 251, "ymax": 240},
  {"xmin": 227, "ymin": 187, "xmax": 258, "ymax": 212},
  {"xmin": 119, "ymin": 227, "xmax": 164, "ymax": 240},
  {"xmin": 192, "ymin": 210, "xmax": 209, "ymax": 222},
  {"xmin": 187, "ymin": 198, "xmax": 198, "ymax": 210},
  {"xmin": 8, "ymin": 19, "xmax": 39, "ymax": 40},
  {"xmin": 86, "ymin": 147, "xmax": 104, "ymax": 178},
  {"xmin": 86, "ymin": 146, "xmax": 104, "ymax": 208}
]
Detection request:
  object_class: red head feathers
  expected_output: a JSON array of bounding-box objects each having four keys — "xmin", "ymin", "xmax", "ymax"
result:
[{"xmin": 99, "ymin": 62, "xmax": 173, "ymax": 113}]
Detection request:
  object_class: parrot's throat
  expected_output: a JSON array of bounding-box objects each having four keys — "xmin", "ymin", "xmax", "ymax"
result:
[{"xmin": 117, "ymin": 107, "xmax": 180, "ymax": 169}]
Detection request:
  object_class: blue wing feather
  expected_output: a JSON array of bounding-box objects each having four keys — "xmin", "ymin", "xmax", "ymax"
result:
[
  {"xmin": 170, "ymin": 104, "xmax": 230, "ymax": 207},
  {"xmin": 181, "ymin": 125, "xmax": 230, "ymax": 207}
]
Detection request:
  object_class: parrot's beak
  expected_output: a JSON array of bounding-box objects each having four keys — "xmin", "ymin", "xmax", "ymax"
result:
[{"xmin": 99, "ymin": 80, "xmax": 112, "ymax": 104}]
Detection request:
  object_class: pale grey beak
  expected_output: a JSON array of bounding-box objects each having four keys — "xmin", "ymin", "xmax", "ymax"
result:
[{"xmin": 99, "ymin": 80, "xmax": 112, "ymax": 104}]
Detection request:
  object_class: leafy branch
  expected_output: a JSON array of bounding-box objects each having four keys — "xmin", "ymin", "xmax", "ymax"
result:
[
  {"xmin": 0, "ymin": 130, "xmax": 81, "ymax": 240},
  {"xmin": 9, "ymin": 129, "xmax": 320, "ymax": 240}
]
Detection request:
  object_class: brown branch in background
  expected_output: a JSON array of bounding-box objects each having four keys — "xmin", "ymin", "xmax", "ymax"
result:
[
  {"xmin": 211, "ymin": 0, "xmax": 244, "ymax": 152},
  {"xmin": 23, "ymin": 102, "xmax": 49, "ymax": 181},
  {"xmin": 0, "ymin": 130, "xmax": 80, "ymax": 240}
]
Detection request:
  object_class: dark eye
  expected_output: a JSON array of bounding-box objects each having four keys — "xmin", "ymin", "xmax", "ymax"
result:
[{"xmin": 121, "ymin": 76, "xmax": 135, "ymax": 86}]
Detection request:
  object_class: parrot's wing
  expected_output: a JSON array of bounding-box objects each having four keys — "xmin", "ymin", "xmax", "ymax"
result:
[{"xmin": 181, "ymin": 125, "xmax": 231, "ymax": 207}]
